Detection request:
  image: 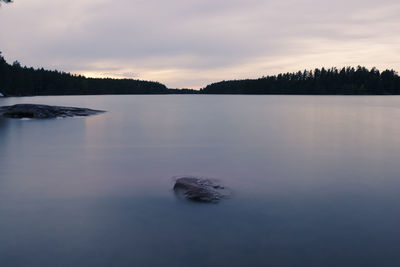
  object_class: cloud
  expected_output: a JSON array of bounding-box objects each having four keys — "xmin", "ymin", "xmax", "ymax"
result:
[{"xmin": 0, "ymin": 0, "xmax": 399, "ymax": 88}]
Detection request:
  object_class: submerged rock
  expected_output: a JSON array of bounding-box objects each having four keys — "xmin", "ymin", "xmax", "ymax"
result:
[
  {"xmin": 173, "ymin": 176, "xmax": 230, "ymax": 203},
  {"xmin": 0, "ymin": 104, "xmax": 105, "ymax": 119}
]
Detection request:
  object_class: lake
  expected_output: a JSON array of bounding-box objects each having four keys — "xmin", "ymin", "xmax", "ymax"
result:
[{"xmin": 1, "ymin": 95, "xmax": 400, "ymax": 267}]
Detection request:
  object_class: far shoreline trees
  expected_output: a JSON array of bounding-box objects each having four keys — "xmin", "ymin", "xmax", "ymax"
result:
[
  {"xmin": 201, "ymin": 67, "xmax": 400, "ymax": 95},
  {"xmin": 1, "ymin": 52, "xmax": 399, "ymax": 96},
  {"xmin": 0, "ymin": 52, "xmax": 171, "ymax": 96}
]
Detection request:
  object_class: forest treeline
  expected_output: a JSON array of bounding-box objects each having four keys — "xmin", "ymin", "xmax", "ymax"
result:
[
  {"xmin": 201, "ymin": 67, "xmax": 400, "ymax": 95},
  {"xmin": 0, "ymin": 52, "xmax": 174, "ymax": 96},
  {"xmin": 1, "ymin": 52, "xmax": 400, "ymax": 96}
]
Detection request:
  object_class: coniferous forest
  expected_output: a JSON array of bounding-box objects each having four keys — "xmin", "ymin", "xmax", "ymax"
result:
[
  {"xmin": 1, "ymin": 52, "xmax": 400, "ymax": 96},
  {"xmin": 0, "ymin": 52, "xmax": 170, "ymax": 96},
  {"xmin": 201, "ymin": 67, "xmax": 400, "ymax": 95}
]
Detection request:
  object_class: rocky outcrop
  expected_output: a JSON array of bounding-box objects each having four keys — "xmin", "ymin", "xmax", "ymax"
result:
[
  {"xmin": 0, "ymin": 104, "xmax": 105, "ymax": 119},
  {"xmin": 173, "ymin": 177, "xmax": 230, "ymax": 203}
]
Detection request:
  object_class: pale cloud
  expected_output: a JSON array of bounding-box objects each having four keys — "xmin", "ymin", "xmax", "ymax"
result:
[{"xmin": 0, "ymin": 0, "xmax": 399, "ymax": 88}]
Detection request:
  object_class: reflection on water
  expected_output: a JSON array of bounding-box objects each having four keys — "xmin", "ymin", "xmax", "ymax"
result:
[{"xmin": 1, "ymin": 95, "xmax": 400, "ymax": 266}]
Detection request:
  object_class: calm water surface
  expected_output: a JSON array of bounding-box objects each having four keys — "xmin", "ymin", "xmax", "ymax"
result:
[{"xmin": 1, "ymin": 95, "xmax": 400, "ymax": 267}]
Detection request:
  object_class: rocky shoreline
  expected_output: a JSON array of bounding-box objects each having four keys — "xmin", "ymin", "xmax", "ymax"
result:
[{"xmin": 0, "ymin": 104, "xmax": 105, "ymax": 119}]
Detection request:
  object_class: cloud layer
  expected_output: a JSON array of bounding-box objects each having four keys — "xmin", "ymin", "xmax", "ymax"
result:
[{"xmin": 1, "ymin": 0, "xmax": 399, "ymax": 88}]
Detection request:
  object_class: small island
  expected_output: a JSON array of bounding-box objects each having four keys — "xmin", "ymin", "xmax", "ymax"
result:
[{"xmin": 0, "ymin": 104, "xmax": 105, "ymax": 119}]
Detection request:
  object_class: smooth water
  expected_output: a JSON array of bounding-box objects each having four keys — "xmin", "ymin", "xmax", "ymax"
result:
[{"xmin": 1, "ymin": 95, "xmax": 400, "ymax": 267}]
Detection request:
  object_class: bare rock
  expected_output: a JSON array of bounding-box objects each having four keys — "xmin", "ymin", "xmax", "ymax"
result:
[
  {"xmin": 0, "ymin": 104, "xmax": 105, "ymax": 119},
  {"xmin": 173, "ymin": 176, "xmax": 230, "ymax": 203}
]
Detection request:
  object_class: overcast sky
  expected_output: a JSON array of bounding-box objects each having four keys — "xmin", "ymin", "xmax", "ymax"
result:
[{"xmin": 1, "ymin": 0, "xmax": 399, "ymax": 88}]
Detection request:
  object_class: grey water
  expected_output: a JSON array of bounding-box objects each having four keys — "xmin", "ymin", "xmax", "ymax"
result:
[{"xmin": 1, "ymin": 95, "xmax": 400, "ymax": 267}]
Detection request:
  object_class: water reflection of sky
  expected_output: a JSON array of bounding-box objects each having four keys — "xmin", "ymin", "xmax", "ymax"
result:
[{"xmin": 1, "ymin": 95, "xmax": 400, "ymax": 266}]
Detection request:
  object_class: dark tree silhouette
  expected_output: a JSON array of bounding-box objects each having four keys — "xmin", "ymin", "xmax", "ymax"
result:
[
  {"xmin": 1, "ymin": 51, "xmax": 399, "ymax": 96},
  {"xmin": 0, "ymin": 52, "xmax": 172, "ymax": 96},
  {"xmin": 201, "ymin": 66, "xmax": 400, "ymax": 95}
]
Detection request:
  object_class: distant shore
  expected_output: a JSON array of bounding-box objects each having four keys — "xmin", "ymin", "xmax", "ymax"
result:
[{"xmin": 1, "ymin": 53, "xmax": 399, "ymax": 96}]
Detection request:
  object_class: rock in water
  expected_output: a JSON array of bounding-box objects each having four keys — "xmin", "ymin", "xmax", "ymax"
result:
[
  {"xmin": 173, "ymin": 177, "xmax": 230, "ymax": 203},
  {"xmin": 0, "ymin": 104, "xmax": 105, "ymax": 119}
]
